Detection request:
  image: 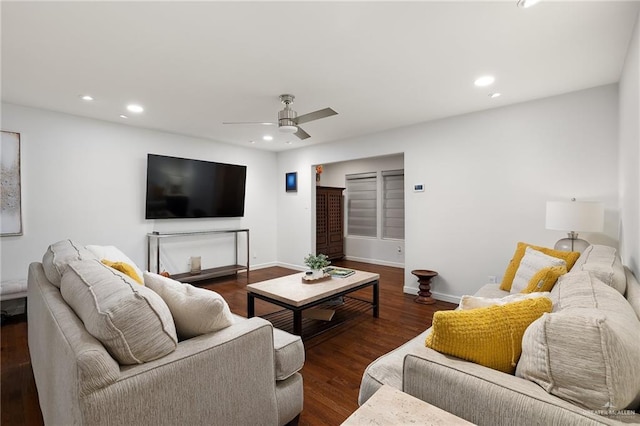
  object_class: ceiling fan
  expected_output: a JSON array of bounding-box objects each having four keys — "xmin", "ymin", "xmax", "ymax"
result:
[{"xmin": 223, "ymin": 94, "xmax": 337, "ymax": 140}]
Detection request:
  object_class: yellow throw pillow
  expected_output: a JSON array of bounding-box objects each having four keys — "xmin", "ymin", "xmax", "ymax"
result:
[
  {"xmin": 101, "ymin": 259, "xmax": 144, "ymax": 285},
  {"xmin": 521, "ymin": 265, "xmax": 567, "ymax": 293},
  {"xmin": 425, "ymin": 297, "xmax": 552, "ymax": 374},
  {"xmin": 500, "ymin": 242, "xmax": 579, "ymax": 291}
]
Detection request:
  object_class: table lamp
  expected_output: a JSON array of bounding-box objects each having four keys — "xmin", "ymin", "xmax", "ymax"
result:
[{"xmin": 545, "ymin": 199, "xmax": 604, "ymax": 252}]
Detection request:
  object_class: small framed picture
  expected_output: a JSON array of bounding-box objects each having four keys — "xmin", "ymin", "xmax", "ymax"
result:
[{"xmin": 285, "ymin": 172, "xmax": 297, "ymax": 192}]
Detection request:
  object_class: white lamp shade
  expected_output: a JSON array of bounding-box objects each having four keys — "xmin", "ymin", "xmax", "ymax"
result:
[{"xmin": 545, "ymin": 201, "xmax": 604, "ymax": 232}]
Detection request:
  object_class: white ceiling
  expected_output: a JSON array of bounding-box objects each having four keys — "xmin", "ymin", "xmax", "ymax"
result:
[{"xmin": 2, "ymin": 1, "xmax": 639, "ymax": 152}]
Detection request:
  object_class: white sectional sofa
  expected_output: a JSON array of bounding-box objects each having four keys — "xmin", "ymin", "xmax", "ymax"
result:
[
  {"xmin": 28, "ymin": 240, "xmax": 305, "ymax": 426},
  {"xmin": 359, "ymin": 245, "xmax": 640, "ymax": 425}
]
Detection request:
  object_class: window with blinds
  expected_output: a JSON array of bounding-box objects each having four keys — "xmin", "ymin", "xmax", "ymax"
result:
[
  {"xmin": 346, "ymin": 172, "xmax": 377, "ymax": 237},
  {"xmin": 382, "ymin": 170, "xmax": 405, "ymax": 239}
]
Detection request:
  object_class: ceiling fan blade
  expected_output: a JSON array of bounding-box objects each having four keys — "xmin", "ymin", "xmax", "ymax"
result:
[
  {"xmin": 294, "ymin": 126, "xmax": 311, "ymax": 140},
  {"xmin": 222, "ymin": 121, "xmax": 276, "ymax": 125},
  {"xmin": 295, "ymin": 108, "xmax": 337, "ymax": 125}
]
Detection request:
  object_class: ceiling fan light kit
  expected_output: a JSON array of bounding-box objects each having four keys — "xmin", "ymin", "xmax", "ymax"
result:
[
  {"xmin": 279, "ymin": 125, "xmax": 298, "ymax": 134},
  {"xmin": 278, "ymin": 95, "xmax": 298, "ymax": 132},
  {"xmin": 223, "ymin": 93, "xmax": 337, "ymax": 141},
  {"xmin": 517, "ymin": 0, "xmax": 540, "ymax": 8}
]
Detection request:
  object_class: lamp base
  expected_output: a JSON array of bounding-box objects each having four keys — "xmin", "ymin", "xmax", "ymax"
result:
[{"xmin": 553, "ymin": 237, "xmax": 590, "ymax": 253}]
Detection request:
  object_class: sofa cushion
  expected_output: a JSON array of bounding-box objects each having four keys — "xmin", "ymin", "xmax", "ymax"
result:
[
  {"xmin": 426, "ymin": 297, "xmax": 552, "ymax": 374},
  {"xmin": 359, "ymin": 328, "xmax": 433, "ymax": 405},
  {"xmin": 521, "ymin": 265, "xmax": 567, "ymax": 293},
  {"xmin": 272, "ymin": 328, "xmax": 305, "ymax": 380},
  {"xmin": 42, "ymin": 240, "xmax": 97, "ymax": 288},
  {"xmin": 460, "ymin": 291, "xmax": 551, "ymax": 310},
  {"xmin": 625, "ymin": 268, "xmax": 640, "ymax": 321},
  {"xmin": 85, "ymin": 245, "xmax": 144, "ymax": 282},
  {"xmin": 500, "ymin": 242, "xmax": 579, "ymax": 292},
  {"xmin": 61, "ymin": 259, "xmax": 178, "ymax": 365},
  {"xmin": 143, "ymin": 272, "xmax": 234, "ymax": 339},
  {"xmin": 472, "ymin": 283, "xmax": 510, "ymax": 299},
  {"xmin": 572, "ymin": 245, "xmax": 626, "ymax": 295},
  {"xmin": 511, "ymin": 247, "xmax": 567, "ymax": 293},
  {"xmin": 516, "ymin": 271, "xmax": 640, "ymax": 411}
]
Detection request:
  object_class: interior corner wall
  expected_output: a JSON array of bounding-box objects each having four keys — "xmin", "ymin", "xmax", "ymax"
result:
[
  {"xmin": 619, "ymin": 9, "xmax": 640, "ymax": 278},
  {"xmin": 0, "ymin": 103, "xmax": 279, "ymax": 281},
  {"xmin": 277, "ymin": 85, "xmax": 620, "ymax": 302}
]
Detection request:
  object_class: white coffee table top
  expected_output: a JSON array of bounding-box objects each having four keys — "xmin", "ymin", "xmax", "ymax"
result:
[
  {"xmin": 342, "ymin": 385, "xmax": 475, "ymax": 425},
  {"xmin": 246, "ymin": 270, "xmax": 379, "ymax": 307}
]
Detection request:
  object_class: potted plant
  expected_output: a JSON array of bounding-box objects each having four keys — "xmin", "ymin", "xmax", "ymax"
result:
[{"xmin": 304, "ymin": 253, "xmax": 330, "ymax": 279}]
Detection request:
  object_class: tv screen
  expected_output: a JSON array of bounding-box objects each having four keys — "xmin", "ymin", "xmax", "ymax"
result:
[{"xmin": 145, "ymin": 154, "xmax": 246, "ymax": 219}]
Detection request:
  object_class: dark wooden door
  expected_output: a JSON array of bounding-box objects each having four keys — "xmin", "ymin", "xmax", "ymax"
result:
[{"xmin": 316, "ymin": 186, "xmax": 345, "ymax": 260}]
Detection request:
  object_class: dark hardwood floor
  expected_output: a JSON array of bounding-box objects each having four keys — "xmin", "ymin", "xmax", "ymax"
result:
[{"xmin": 1, "ymin": 260, "xmax": 456, "ymax": 425}]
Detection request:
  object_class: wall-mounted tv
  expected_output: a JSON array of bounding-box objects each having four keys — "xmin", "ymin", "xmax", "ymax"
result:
[{"xmin": 145, "ymin": 154, "xmax": 247, "ymax": 219}]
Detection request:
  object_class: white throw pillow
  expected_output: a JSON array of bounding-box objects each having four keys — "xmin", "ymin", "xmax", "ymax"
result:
[
  {"xmin": 85, "ymin": 245, "xmax": 144, "ymax": 281},
  {"xmin": 511, "ymin": 247, "xmax": 566, "ymax": 294},
  {"xmin": 144, "ymin": 272, "xmax": 235, "ymax": 339},
  {"xmin": 517, "ymin": 271, "xmax": 640, "ymax": 411},
  {"xmin": 459, "ymin": 292, "xmax": 551, "ymax": 310},
  {"xmin": 61, "ymin": 259, "xmax": 178, "ymax": 365}
]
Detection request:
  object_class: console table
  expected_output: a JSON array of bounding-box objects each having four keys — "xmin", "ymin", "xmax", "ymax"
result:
[{"xmin": 147, "ymin": 229, "xmax": 249, "ymax": 283}]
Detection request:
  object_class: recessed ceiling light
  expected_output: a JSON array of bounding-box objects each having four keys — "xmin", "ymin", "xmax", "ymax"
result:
[
  {"xmin": 517, "ymin": 0, "xmax": 540, "ymax": 8},
  {"xmin": 80, "ymin": 95, "xmax": 94, "ymax": 101},
  {"xmin": 285, "ymin": 141, "xmax": 293, "ymax": 145},
  {"xmin": 474, "ymin": 76, "xmax": 495, "ymax": 87},
  {"xmin": 263, "ymin": 135, "xmax": 273, "ymax": 141},
  {"xmin": 126, "ymin": 104, "xmax": 144, "ymax": 113},
  {"xmin": 249, "ymin": 140, "xmax": 256, "ymax": 144},
  {"xmin": 489, "ymin": 93, "xmax": 501, "ymax": 98},
  {"xmin": 119, "ymin": 114, "xmax": 128, "ymax": 119}
]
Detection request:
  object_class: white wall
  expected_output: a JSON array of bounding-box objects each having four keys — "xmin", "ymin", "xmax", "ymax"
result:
[
  {"xmin": 2, "ymin": 82, "xmax": 631, "ymax": 303},
  {"xmin": 619, "ymin": 9, "xmax": 640, "ymax": 277},
  {"xmin": 0, "ymin": 104, "xmax": 279, "ymax": 281},
  {"xmin": 277, "ymin": 85, "xmax": 620, "ymax": 302},
  {"xmin": 319, "ymin": 154, "xmax": 405, "ymax": 267}
]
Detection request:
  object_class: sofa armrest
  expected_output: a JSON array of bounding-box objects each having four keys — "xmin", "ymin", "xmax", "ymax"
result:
[
  {"xmin": 81, "ymin": 317, "xmax": 281, "ymax": 425},
  {"xmin": 403, "ymin": 351, "xmax": 628, "ymax": 426},
  {"xmin": 28, "ymin": 262, "xmax": 121, "ymax": 424}
]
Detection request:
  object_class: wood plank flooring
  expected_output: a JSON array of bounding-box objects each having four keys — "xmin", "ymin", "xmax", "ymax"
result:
[{"xmin": 1, "ymin": 260, "xmax": 456, "ymax": 425}]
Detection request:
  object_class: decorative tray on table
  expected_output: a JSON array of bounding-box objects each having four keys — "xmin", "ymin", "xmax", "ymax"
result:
[{"xmin": 301, "ymin": 273, "xmax": 331, "ymax": 283}]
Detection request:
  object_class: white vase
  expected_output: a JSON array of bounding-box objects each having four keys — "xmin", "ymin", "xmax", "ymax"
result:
[{"xmin": 310, "ymin": 269, "xmax": 324, "ymax": 279}]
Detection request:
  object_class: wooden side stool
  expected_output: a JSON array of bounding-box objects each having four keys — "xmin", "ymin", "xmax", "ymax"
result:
[{"xmin": 411, "ymin": 269, "xmax": 438, "ymax": 305}]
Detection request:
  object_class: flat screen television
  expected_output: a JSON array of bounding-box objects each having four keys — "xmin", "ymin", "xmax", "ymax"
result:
[{"xmin": 145, "ymin": 154, "xmax": 247, "ymax": 219}]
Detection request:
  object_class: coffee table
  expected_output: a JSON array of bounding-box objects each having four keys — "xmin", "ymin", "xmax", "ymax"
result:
[{"xmin": 247, "ymin": 269, "xmax": 379, "ymax": 338}]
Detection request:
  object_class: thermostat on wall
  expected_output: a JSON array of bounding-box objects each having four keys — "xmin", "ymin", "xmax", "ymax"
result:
[{"xmin": 414, "ymin": 184, "xmax": 425, "ymax": 192}]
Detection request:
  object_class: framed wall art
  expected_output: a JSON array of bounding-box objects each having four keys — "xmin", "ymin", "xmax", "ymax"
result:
[
  {"xmin": 285, "ymin": 172, "xmax": 297, "ymax": 192},
  {"xmin": 1, "ymin": 131, "xmax": 22, "ymax": 236}
]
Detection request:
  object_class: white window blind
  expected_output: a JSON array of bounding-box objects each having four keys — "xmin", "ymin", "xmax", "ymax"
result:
[
  {"xmin": 346, "ymin": 172, "xmax": 377, "ymax": 237},
  {"xmin": 382, "ymin": 170, "xmax": 404, "ymax": 240}
]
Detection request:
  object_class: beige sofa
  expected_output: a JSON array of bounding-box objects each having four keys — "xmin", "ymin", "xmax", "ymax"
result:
[
  {"xmin": 359, "ymin": 245, "xmax": 640, "ymax": 425},
  {"xmin": 27, "ymin": 241, "xmax": 305, "ymax": 426}
]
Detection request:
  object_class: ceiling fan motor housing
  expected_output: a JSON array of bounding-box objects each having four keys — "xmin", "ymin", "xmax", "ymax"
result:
[{"xmin": 278, "ymin": 102, "xmax": 298, "ymax": 132}]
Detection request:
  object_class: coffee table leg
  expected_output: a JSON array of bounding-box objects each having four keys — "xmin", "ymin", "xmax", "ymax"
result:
[
  {"xmin": 373, "ymin": 281, "xmax": 379, "ymax": 318},
  {"xmin": 247, "ymin": 293, "xmax": 255, "ymax": 318},
  {"xmin": 293, "ymin": 310, "xmax": 302, "ymax": 336}
]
